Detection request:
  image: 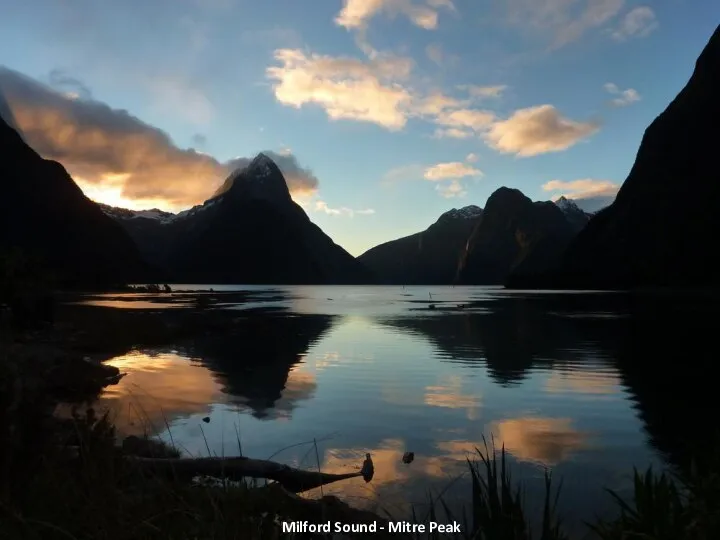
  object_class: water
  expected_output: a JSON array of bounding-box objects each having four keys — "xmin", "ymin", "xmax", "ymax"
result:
[{"xmin": 80, "ymin": 286, "xmax": 716, "ymax": 534}]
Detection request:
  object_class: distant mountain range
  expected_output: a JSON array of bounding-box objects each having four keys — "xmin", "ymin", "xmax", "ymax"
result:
[
  {"xmin": 358, "ymin": 205, "xmax": 483, "ymax": 285},
  {"xmin": 1, "ymin": 24, "xmax": 717, "ymax": 289},
  {"xmin": 457, "ymin": 188, "xmax": 580, "ymax": 285},
  {"xmin": 359, "ymin": 193, "xmax": 593, "ymax": 285},
  {"xmin": 0, "ymin": 108, "xmax": 604, "ymax": 288}
]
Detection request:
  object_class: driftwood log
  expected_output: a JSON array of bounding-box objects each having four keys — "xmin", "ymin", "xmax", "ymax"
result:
[
  {"xmin": 63, "ymin": 443, "xmax": 370, "ymax": 493},
  {"xmin": 126, "ymin": 454, "xmax": 365, "ymax": 494}
]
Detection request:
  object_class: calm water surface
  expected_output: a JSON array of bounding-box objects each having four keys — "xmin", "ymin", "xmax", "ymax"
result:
[{"xmin": 79, "ymin": 286, "xmax": 714, "ymax": 534}]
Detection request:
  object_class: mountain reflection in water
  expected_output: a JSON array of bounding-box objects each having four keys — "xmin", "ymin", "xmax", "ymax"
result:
[{"xmin": 89, "ymin": 286, "xmax": 717, "ymax": 533}]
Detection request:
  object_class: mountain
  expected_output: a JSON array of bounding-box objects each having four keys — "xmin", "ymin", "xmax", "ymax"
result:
[
  {"xmin": 357, "ymin": 205, "xmax": 482, "ymax": 285},
  {"xmin": 102, "ymin": 153, "xmax": 372, "ymax": 284},
  {"xmin": 572, "ymin": 196, "xmax": 614, "ymax": 214},
  {"xmin": 458, "ymin": 187, "xmax": 576, "ymax": 285},
  {"xmin": 554, "ymin": 196, "xmax": 592, "ymax": 233},
  {"xmin": 511, "ymin": 25, "xmax": 720, "ymax": 289},
  {"xmin": 0, "ymin": 116, "xmax": 150, "ymax": 287}
]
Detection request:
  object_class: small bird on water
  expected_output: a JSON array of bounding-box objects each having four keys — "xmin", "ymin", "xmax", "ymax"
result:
[{"xmin": 361, "ymin": 453, "xmax": 374, "ymax": 482}]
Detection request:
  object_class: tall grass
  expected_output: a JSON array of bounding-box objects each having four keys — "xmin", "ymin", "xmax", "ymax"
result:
[{"xmin": 417, "ymin": 438, "xmax": 719, "ymax": 540}]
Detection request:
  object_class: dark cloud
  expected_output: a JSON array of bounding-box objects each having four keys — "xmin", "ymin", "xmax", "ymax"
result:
[
  {"xmin": 47, "ymin": 69, "xmax": 94, "ymax": 100},
  {"xmin": 225, "ymin": 152, "xmax": 319, "ymax": 198},
  {"xmin": 191, "ymin": 133, "xmax": 208, "ymax": 147},
  {"xmin": 0, "ymin": 67, "xmax": 319, "ymax": 207}
]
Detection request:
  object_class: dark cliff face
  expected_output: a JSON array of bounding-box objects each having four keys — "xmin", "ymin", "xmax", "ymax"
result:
[
  {"xmin": 104, "ymin": 153, "xmax": 372, "ymax": 285},
  {"xmin": 0, "ymin": 117, "xmax": 150, "ymax": 286},
  {"xmin": 458, "ymin": 188, "xmax": 576, "ymax": 285},
  {"xmin": 358, "ymin": 206, "xmax": 482, "ymax": 285},
  {"xmin": 546, "ymin": 25, "xmax": 720, "ymax": 289}
]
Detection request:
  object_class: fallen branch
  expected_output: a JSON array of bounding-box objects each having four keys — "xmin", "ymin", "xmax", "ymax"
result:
[{"xmin": 126, "ymin": 454, "xmax": 364, "ymax": 493}]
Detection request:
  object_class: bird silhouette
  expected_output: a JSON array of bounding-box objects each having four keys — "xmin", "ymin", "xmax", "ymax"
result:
[{"xmin": 361, "ymin": 453, "xmax": 374, "ymax": 482}]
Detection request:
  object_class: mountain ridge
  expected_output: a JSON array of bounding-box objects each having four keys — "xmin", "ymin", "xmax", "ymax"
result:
[{"xmin": 97, "ymin": 153, "xmax": 373, "ymax": 284}]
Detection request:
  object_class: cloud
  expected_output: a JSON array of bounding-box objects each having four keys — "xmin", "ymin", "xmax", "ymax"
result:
[
  {"xmin": 191, "ymin": 133, "xmax": 208, "ymax": 147},
  {"xmin": 93, "ymin": 350, "xmax": 225, "ymax": 437},
  {"xmin": 460, "ymin": 84, "xmax": 508, "ymax": 99},
  {"xmin": 491, "ymin": 417, "xmax": 591, "ymax": 466},
  {"xmin": 435, "ymin": 108, "xmax": 496, "ymax": 135},
  {"xmin": 381, "ymin": 163, "xmax": 427, "ymax": 184},
  {"xmin": 611, "ymin": 6, "xmax": 658, "ymax": 41},
  {"xmin": 266, "ymin": 49, "xmax": 414, "ymax": 130},
  {"xmin": 424, "ymin": 161, "xmax": 481, "ymax": 199},
  {"xmin": 542, "ymin": 178, "xmax": 620, "ymax": 199},
  {"xmin": 603, "ymin": 82, "xmax": 641, "ymax": 106},
  {"xmin": 335, "ymin": 0, "xmax": 455, "ymax": 31},
  {"xmin": 266, "ymin": 47, "xmax": 593, "ymax": 160},
  {"xmin": 313, "ymin": 200, "xmax": 375, "ymax": 217},
  {"xmin": 433, "ymin": 127, "xmax": 473, "ymax": 139},
  {"xmin": 412, "ymin": 92, "xmax": 467, "ymax": 115},
  {"xmin": 545, "ymin": 368, "xmax": 621, "ymax": 395},
  {"xmin": 436, "ymin": 180, "xmax": 467, "ymax": 198},
  {"xmin": 0, "ymin": 67, "xmax": 318, "ymax": 209},
  {"xmin": 424, "ymin": 375, "xmax": 481, "ymax": 419},
  {"xmin": 47, "ymin": 69, "xmax": 93, "ymax": 100},
  {"xmin": 224, "ymin": 151, "xmax": 320, "ymax": 199},
  {"xmin": 485, "ymin": 105, "xmax": 599, "ymax": 157},
  {"xmin": 426, "ymin": 43, "xmax": 445, "ymax": 65},
  {"xmin": 504, "ymin": 0, "xmax": 626, "ymax": 48},
  {"xmin": 465, "ymin": 152, "xmax": 478, "ymax": 163},
  {"xmin": 424, "ymin": 161, "xmax": 482, "ymax": 181}
]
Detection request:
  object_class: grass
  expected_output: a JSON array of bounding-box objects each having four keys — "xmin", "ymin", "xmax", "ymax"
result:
[{"xmin": 409, "ymin": 438, "xmax": 719, "ymax": 540}]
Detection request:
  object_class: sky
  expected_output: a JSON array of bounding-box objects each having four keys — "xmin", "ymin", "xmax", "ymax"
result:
[{"xmin": 0, "ymin": 1, "xmax": 717, "ymax": 256}]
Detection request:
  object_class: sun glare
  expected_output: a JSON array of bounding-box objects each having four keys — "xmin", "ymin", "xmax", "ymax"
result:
[{"xmin": 74, "ymin": 177, "xmax": 183, "ymax": 212}]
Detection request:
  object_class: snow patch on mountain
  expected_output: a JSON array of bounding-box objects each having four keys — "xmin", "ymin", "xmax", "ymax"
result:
[
  {"xmin": 440, "ymin": 205, "xmax": 483, "ymax": 220},
  {"xmin": 98, "ymin": 203, "xmax": 176, "ymax": 224},
  {"xmin": 555, "ymin": 196, "xmax": 581, "ymax": 213},
  {"xmin": 97, "ymin": 195, "xmax": 227, "ymax": 225}
]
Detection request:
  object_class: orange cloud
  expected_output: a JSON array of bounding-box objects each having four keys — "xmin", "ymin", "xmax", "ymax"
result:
[
  {"xmin": 490, "ymin": 417, "xmax": 592, "ymax": 466},
  {"xmin": 485, "ymin": 105, "xmax": 599, "ymax": 156},
  {"xmin": 335, "ymin": 0, "xmax": 455, "ymax": 31},
  {"xmin": 542, "ymin": 178, "xmax": 620, "ymax": 199},
  {"xmin": 266, "ymin": 49, "xmax": 414, "ymax": 130},
  {"xmin": 544, "ymin": 368, "xmax": 621, "ymax": 395},
  {"xmin": 423, "ymin": 161, "xmax": 481, "ymax": 199},
  {"xmin": 424, "ymin": 375, "xmax": 481, "ymax": 418},
  {"xmin": 0, "ymin": 67, "xmax": 319, "ymax": 209},
  {"xmin": 94, "ymin": 350, "xmax": 226, "ymax": 436},
  {"xmin": 424, "ymin": 161, "xmax": 482, "ymax": 181}
]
